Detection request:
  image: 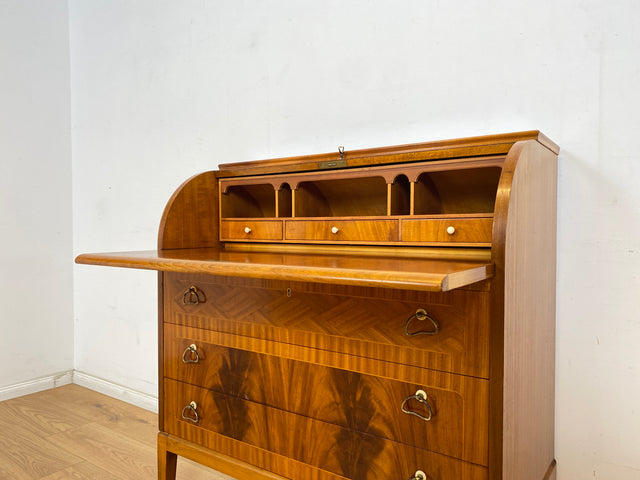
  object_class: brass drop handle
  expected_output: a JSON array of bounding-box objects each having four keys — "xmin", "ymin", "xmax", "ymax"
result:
[
  {"xmin": 181, "ymin": 401, "xmax": 199, "ymax": 423},
  {"xmin": 182, "ymin": 286, "xmax": 203, "ymax": 305},
  {"xmin": 407, "ymin": 470, "xmax": 427, "ymax": 480},
  {"xmin": 182, "ymin": 344, "xmax": 200, "ymax": 364},
  {"xmin": 401, "ymin": 389, "xmax": 433, "ymax": 422},
  {"xmin": 404, "ymin": 309, "xmax": 439, "ymax": 336}
]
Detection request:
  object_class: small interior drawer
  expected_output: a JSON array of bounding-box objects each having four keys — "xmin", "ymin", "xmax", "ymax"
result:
[
  {"xmin": 284, "ymin": 219, "xmax": 398, "ymax": 242},
  {"xmin": 220, "ymin": 219, "xmax": 283, "ymax": 241},
  {"xmin": 400, "ymin": 217, "xmax": 493, "ymax": 244},
  {"xmin": 164, "ymin": 378, "xmax": 488, "ymax": 480}
]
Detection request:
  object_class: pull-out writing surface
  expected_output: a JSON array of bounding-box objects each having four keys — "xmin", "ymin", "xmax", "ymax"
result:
[{"xmin": 75, "ymin": 247, "xmax": 494, "ymax": 292}]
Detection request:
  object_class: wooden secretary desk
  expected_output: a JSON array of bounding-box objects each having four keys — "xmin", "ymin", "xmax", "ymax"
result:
[{"xmin": 76, "ymin": 131, "xmax": 559, "ymax": 480}]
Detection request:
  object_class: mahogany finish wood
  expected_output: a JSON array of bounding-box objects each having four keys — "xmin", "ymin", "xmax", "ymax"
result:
[{"xmin": 76, "ymin": 132, "xmax": 558, "ymax": 480}]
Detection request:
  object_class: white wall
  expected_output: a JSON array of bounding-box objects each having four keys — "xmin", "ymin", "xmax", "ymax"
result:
[
  {"xmin": 0, "ymin": 1, "xmax": 73, "ymax": 392},
  {"xmin": 69, "ymin": 1, "xmax": 640, "ymax": 479}
]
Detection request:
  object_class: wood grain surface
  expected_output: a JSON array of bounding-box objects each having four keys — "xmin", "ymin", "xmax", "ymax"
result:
[
  {"xmin": 75, "ymin": 247, "xmax": 494, "ymax": 292},
  {"xmin": 0, "ymin": 384, "xmax": 227, "ymax": 480},
  {"xmin": 216, "ymin": 131, "xmax": 557, "ymax": 177},
  {"xmin": 164, "ymin": 327, "xmax": 488, "ymax": 464},
  {"xmin": 490, "ymin": 139, "xmax": 558, "ymax": 479},
  {"xmin": 164, "ymin": 379, "xmax": 488, "ymax": 480},
  {"xmin": 164, "ymin": 273, "xmax": 490, "ymax": 378}
]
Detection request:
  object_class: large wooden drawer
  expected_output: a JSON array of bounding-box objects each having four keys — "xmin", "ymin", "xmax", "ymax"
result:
[
  {"xmin": 164, "ymin": 378, "xmax": 488, "ymax": 480},
  {"xmin": 284, "ymin": 219, "xmax": 398, "ymax": 243},
  {"xmin": 164, "ymin": 324, "xmax": 488, "ymax": 465},
  {"xmin": 164, "ymin": 273, "xmax": 490, "ymax": 378}
]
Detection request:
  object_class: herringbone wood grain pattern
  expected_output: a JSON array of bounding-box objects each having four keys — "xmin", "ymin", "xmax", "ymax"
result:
[{"xmin": 165, "ymin": 273, "xmax": 490, "ymax": 379}]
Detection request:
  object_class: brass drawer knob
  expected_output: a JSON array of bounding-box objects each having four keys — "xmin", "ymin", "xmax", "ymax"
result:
[
  {"xmin": 404, "ymin": 309, "xmax": 439, "ymax": 336},
  {"xmin": 407, "ymin": 470, "xmax": 427, "ymax": 480},
  {"xmin": 182, "ymin": 344, "xmax": 200, "ymax": 364},
  {"xmin": 401, "ymin": 389, "xmax": 433, "ymax": 422},
  {"xmin": 181, "ymin": 401, "xmax": 199, "ymax": 424},
  {"xmin": 182, "ymin": 286, "xmax": 204, "ymax": 305}
]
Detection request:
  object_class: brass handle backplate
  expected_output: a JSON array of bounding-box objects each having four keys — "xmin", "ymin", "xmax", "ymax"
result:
[
  {"xmin": 181, "ymin": 401, "xmax": 199, "ymax": 423},
  {"xmin": 182, "ymin": 286, "xmax": 203, "ymax": 305},
  {"xmin": 404, "ymin": 309, "xmax": 439, "ymax": 336},
  {"xmin": 401, "ymin": 389, "xmax": 433, "ymax": 422}
]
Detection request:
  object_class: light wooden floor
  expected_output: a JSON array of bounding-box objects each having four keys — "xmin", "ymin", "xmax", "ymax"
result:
[{"xmin": 0, "ymin": 384, "xmax": 235, "ymax": 479}]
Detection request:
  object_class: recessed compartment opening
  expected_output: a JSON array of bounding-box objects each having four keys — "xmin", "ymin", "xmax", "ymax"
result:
[
  {"xmin": 414, "ymin": 167, "xmax": 502, "ymax": 215},
  {"xmin": 390, "ymin": 175, "xmax": 411, "ymax": 215},
  {"xmin": 221, "ymin": 184, "xmax": 276, "ymax": 218},
  {"xmin": 295, "ymin": 177, "xmax": 387, "ymax": 217},
  {"xmin": 277, "ymin": 183, "xmax": 293, "ymax": 217}
]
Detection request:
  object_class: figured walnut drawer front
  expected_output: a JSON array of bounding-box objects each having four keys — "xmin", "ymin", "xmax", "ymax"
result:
[
  {"xmin": 284, "ymin": 219, "xmax": 399, "ymax": 242},
  {"xmin": 165, "ymin": 326, "xmax": 488, "ymax": 466},
  {"xmin": 220, "ymin": 220, "xmax": 283, "ymax": 241},
  {"xmin": 164, "ymin": 378, "xmax": 488, "ymax": 480},
  {"xmin": 165, "ymin": 274, "xmax": 490, "ymax": 379},
  {"xmin": 400, "ymin": 217, "xmax": 493, "ymax": 244}
]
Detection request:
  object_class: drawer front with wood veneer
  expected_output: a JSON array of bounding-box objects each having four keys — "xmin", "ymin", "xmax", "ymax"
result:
[
  {"xmin": 400, "ymin": 217, "xmax": 493, "ymax": 244},
  {"xmin": 220, "ymin": 220, "xmax": 283, "ymax": 241},
  {"xmin": 284, "ymin": 219, "xmax": 399, "ymax": 243},
  {"xmin": 165, "ymin": 274, "xmax": 491, "ymax": 379},
  {"xmin": 165, "ymin": 326, "xmax": 488, "ymax": 465},
  {"xmin": 164, "ymin": 378, "xmax": 488, "ymax": 480}
]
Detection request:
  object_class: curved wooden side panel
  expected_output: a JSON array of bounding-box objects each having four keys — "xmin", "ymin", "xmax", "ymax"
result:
[
  {"xmin": 158, "ymin": 171, "xmax": 219, "ymax": 250},
  {"xmin": 490, "ymin": 140, "xmax": 558, "ymax": 479}
]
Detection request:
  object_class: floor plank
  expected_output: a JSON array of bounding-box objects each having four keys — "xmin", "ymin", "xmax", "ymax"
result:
[
  {"xmin": 39, "ymin": 462, "xmax": 114, "ymax": 480},
  {"xmin": 0, "ymin": 384, "xmax": 235, "ymax": 480},
  {"xmin": 0, "ymin": 417, "xmax": 82, "ymax": 479},
  {"xmin": 0, "ymin": 395, "xmax": 88, "ymax": 437},
  {"xmin": 47, "ymin": 422, "xmax": 157, "ymax": 479}
]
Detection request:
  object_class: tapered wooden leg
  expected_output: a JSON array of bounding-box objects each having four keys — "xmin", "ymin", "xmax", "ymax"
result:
[{"xmin": 158, "ymin": 433, "xmax": 178, "ymax": 480}]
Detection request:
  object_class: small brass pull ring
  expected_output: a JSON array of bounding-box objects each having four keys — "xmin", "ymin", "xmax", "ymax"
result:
[
  {"xmin": 182, "ymin": 286, "xmax": 203, "ymax": 305},
  {"xmin": 407, "ymin": 470, "xmax": 427, "ymax": 480},
  {"xmin": 401, "ymin": 389, "xmax": 433, "ymax": 422},
  {"xmin": 404, "ymin": 309, "xmax": 439, "ymax": 336},
  {"xmin": 182, "ymin": 344, "xmax": 200, "ymax": 364},
  {"xmin": 181, "ymin": 401, "xmax": 199, "ymax": 423}
]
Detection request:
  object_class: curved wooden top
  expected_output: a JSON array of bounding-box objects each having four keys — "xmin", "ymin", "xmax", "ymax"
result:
[{"xmin": 217, "ymin": 131, "xmax": 558, "ymax": 177}]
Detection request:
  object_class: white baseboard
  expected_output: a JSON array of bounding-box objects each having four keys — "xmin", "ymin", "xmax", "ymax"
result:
[
  {"xmin": 0, "ymin": 370, "xmax": 74, "ymax": 401},
  {"xmin": 72, "ymin": 371, "xmax": 158, "ymax": 413},
  {"xmin": 0, "ymin": 370, "xmax": 159, "ymax": 413}
]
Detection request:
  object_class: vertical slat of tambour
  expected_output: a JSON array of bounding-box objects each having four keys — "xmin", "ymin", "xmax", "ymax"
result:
[
  {"xmin": 490, "ymin": 140, "xmax": 557, "ymax": 479},
  {"xmin": 158, "ymin": 171, "xmax": 219, "ymax": 250}
]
